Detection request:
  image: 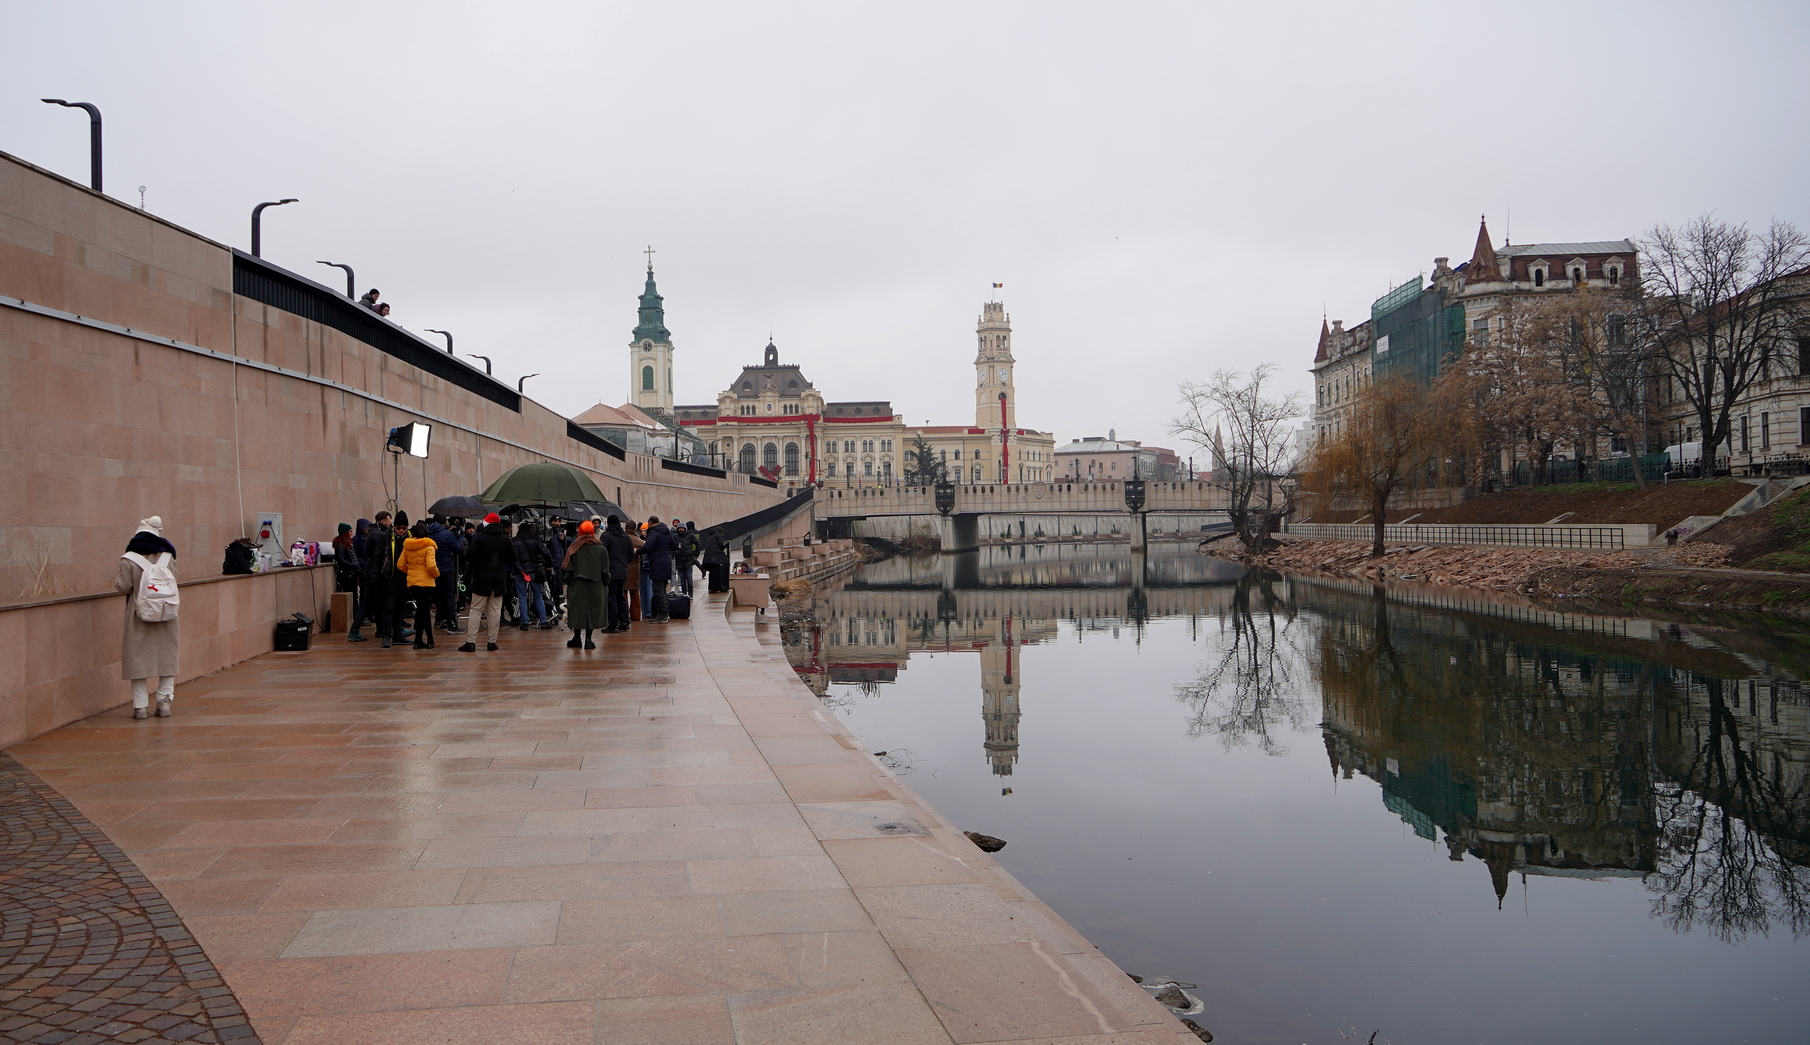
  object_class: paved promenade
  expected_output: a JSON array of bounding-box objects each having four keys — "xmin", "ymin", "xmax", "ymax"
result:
[{"xmin": 5, "ymin": 594, "xmax": 1193, "ymax": 1045}]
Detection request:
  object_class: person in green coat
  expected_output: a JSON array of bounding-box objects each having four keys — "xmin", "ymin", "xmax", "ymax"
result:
[{"xmin": 562, "ymin": 520, "xmax": 609, "ymax": 650}]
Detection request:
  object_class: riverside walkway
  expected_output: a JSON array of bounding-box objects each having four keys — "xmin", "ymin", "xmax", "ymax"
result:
[{"xmin": 3, "ymin": 594, "xmax": 1192, "ymax": 1045}]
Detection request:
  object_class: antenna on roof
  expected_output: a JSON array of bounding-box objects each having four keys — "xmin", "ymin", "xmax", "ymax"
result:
[{"xmin": 1506, "ymin": 207, "xmax": 1511, "ymax": 246}]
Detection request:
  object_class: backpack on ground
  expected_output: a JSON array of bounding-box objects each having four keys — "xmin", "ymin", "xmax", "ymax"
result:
[
  {"xmin": 223, "ymin": 538, "xmax": 256, "ymax": 575},
  {"xmin": 122, "ymin": 551, "xmax": 181, "ymax": 622}
]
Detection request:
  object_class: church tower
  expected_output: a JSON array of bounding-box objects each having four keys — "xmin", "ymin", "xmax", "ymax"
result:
[
  {"xmin": 975, "ymin": 301, "xmax": 1016, "ymax": 430},
  {"xmin": 629, "ymin": 259, "xmax": 675, "ymax": 413}
]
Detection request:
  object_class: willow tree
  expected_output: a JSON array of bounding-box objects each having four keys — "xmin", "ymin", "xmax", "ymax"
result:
[
  {"xmin": 1172, "ymin": 364, "xmax": 1303, "ymax": 556},
  {"xmin": 1304, "ymin": 375, "xmax": 1437, "ymax": 558}
]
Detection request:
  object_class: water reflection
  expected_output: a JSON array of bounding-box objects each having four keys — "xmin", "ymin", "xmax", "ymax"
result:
[{"xmin": 786, "ymin": 545, "xmax": 1810, "ymax": 946}]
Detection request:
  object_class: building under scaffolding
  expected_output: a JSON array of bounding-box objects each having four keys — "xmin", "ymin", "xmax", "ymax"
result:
[{"xmin": 1369, "ymin": 275, "xmax": 1466, "ymax": 385}]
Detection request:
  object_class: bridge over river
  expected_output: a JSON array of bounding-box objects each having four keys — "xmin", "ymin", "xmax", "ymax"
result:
[{"xmin": 815, "ymin": 480, "xmax": 1235, "ymax": 550}]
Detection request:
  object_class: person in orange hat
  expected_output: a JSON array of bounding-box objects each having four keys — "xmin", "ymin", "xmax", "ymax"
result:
[{"xmin": 562, "ymin": 519, "xmax": 608, "ymax": 649}]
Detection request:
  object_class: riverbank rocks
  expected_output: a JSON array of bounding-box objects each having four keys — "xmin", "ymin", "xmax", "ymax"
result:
[
  {"xmin": 964, "ymin": 830, "xmax": 1008, "ymax": 852},
  {"xmin": 1227, "ymin": 538, "xmax": 1731, "ymax": 595}
]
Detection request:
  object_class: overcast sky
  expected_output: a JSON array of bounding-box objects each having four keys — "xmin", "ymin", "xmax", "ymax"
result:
[{"xmin": 6, "ymin": 2, "xmax": 1807, "ymax": 450}]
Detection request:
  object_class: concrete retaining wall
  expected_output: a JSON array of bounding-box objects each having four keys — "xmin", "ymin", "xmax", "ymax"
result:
[{"xmin": 0, "ymin": 565, "xmax": 334, "ymax": 750}]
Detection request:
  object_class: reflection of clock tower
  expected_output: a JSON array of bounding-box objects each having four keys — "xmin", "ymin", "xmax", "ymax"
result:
[
  {"xmin": 630, "ymin": 256, "xmax": 675, "ymax": 413},
  {"xmin": 975, "ymin": 301, "xmax": 1015, "ymax": 429},
  {"xmin": 980, "ymin": 619, "xmax": 1021, "ymax": 776}
]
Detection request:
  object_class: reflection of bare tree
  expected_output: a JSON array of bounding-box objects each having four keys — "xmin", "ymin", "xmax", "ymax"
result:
[
  {"xmin": 1649, "ymin": 679, "xmax": 1810, "ymax": 942},
  {"xmin": 1175, "ymin": 575, "xmax": 1313, "ymax": 755}
]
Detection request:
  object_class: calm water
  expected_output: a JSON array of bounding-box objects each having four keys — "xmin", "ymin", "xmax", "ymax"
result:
[{"xmin": 782, "ymin": 544, "xmax": 1810, "ymax": 1045}]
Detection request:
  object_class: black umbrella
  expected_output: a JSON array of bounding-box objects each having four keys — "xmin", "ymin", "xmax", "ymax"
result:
[{"xmin": 429, "ymin": 494, "xmax": 485, "ymax": 517}]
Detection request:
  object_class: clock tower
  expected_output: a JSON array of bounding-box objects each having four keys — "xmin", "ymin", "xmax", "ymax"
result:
[
  {"xmin": 629, "ymin": 254, "xmax": 675, "ymax": 413},
  {"xmin": 975, "ymin": 301, "xmax": 1015, "ymax": 429}
]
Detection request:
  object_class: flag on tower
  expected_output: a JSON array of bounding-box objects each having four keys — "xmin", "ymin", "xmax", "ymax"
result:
[{"xmin": 992, "ymin": 283, "xmax": 1003, "ymax": 288}]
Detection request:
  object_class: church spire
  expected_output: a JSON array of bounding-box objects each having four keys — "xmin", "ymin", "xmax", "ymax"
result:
[
  {"xmin": 632, "ymin": 253, "xmax": 670, "ymax": 344},
  {"xmin": 1314, "ymin": 317, "xmax": 1331, "ymax": 363},
  {"xmin": 1466, "ymin": 216, "xmax": 1502, "ymax": 283}
]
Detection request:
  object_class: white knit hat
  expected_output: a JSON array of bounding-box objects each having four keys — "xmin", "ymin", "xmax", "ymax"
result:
[{"xmin": 138, "ymin": 516, "xmax": 164, "ymax": 534}]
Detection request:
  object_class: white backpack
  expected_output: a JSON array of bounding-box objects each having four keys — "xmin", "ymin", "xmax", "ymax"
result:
[{"xmin": 122, "ymin": 552, "xmax": 181, "ymax": 623}]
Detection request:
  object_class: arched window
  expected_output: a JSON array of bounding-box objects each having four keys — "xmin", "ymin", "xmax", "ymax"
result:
[
  {"xmin": 1572, "ymin": 267, "xmax": 1583, "ymax": 283},
  {"xmin": 1608, "ymin": 266, "xmax": 1621, "ymax": 285},
  {"xmin": 642, "ymin": 366, "xmax": 654, "ymax": 391},
  {"xmin": 784, "ymin": 442, "xmax": 800, "ymax": 475},
  {"xmin": 739, "ymin": 444, "xmax": 756, "ymax": 473},
  {"xmin": 741, "ymin": 381, "xmax": 752, "ymax": 393},
  {"xmin": 1532, "ymin": 267, "xmax": 1546, "ymax": 287},
  {"xmin": 788, "ymin": 380, "xmax": 799, "ymax": 392},
  {"xmin": 763, "ymin": 443, "xmax": 779, "ymax": 471}
]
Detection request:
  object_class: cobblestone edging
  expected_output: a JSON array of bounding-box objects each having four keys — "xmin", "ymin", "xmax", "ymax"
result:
[{"xmin": 0, "ymin": 754, "xmax": 261, "ymax": 1045}]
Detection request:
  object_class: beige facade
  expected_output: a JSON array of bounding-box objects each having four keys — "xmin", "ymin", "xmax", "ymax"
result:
[
  {"xmin": 1310, "ymin": 317, "xmax": 1374, "ymax": 445},
  {"xmin": 672, "ymin": 300, "xmax": 1054, "ymax": 488},
  {"xmin": 1053, "ymin": 433, "xmax": 1160, "ymax": 482}
]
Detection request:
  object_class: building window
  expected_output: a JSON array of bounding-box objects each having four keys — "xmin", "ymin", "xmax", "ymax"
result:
[
  {"xmin": 1607, "ymin": 265, "xmax": 1621, "ymax": 286},
  {"xmin": 862, "ymin": 440, "xmax": 874, "ymax": 453},
  {"xmin": 1800, "ymin": 338, "xmax": 1810, "ymax": 376},
  {"xmin": 1762, "ymin": 412, "xmax": 1771, "ymax": 449},
  {"xmin": 1572, "ymin": 267, "xmax": 1584, "ymax": 283},
  {"xmin": 827, "ymin": 462, "xmax": 837, "ymax": 477},
  {"xmin": 863, "ymin": 461, "xmax": 873, "ymax": 476},
  {"xmin": 880, "ymin": 439, "xmax": 893, "ymax": 452},
  {"xmin": 1608, "ymin": 315, "xmax": 1626, "ymax": 347},
  {"xmin": 844, "ymin": 440, "xmax": 855, "ymax": 453},
  {"xmin": 1532, "ymin": 266, "xmax": 1546, "ymax": 287},
  {"xmin": 972, "ymin": 466, "xmax": 981, "ymax": 483},
  {"xmin": 1741, "ymin": 415, "xmax": 1750, "ymax": 453},
  {"xmin": 784, "ymin": 442, "xmax": 800, "ymax": 476},
  {"xmin": 740, "ymin": 444, "xmax": 756, "ymax": 473},
  {"xmin": 763, "ymin": 443, "xmax": 779, "ymax": 471},
  {"xmin": 1801, "ymin": 408, "xmax": 1810, "ymax": 446},
  {"xmin": 881, "ymin": 460, "xmax": 892, "ymax": 479},
  {"xmin": 642, "ymin": 366, "xmax": 654, "ymax": 391}
]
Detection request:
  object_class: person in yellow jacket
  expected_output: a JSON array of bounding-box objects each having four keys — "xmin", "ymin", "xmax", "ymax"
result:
[{"xmin": 400, "ymin": 522, "xmax": 442, "ymax": 649}]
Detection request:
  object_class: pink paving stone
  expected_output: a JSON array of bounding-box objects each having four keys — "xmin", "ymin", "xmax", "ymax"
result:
[{"xmin": 7, "ymin": 593, "xmax": 1198, "ymax": 1044}]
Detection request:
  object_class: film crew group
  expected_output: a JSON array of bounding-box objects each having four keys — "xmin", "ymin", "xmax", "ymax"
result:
[{"xmin": 342, "ymin": 511, "xmax": 473, "ymax": 648}]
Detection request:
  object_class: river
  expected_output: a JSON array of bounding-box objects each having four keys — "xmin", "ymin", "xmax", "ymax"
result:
[{"xmin": 780, "ymin": 543, "xmax": 1810, "ymax": 1045}]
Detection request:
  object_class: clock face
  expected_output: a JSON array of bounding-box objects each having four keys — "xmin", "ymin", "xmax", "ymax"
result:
[{"xmin": 997, "ymin": 368, "xmax": 1008, "ymax": 382}]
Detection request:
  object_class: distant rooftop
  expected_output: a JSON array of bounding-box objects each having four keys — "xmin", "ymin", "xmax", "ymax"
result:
[{"xmin": 1497, "ymin": 240, "xmax": 1634, "ymax": 257}]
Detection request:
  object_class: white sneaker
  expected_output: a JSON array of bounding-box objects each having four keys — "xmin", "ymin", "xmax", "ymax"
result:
[{"xmin": 154, "ymin": 697, "xmax": 172, "ymax": 718}]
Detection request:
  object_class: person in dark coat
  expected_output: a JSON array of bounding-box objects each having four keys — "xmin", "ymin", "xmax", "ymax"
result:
[
  {"xmin": 117, "ymin": 517, "xmax": 180, "ymax": 719},
  {"xmin": 512, "ymin": 521, "xmax": 553, "ymax": 629},
  {"xmin": 702, "ymin": 525, "xmax": 731, "ymax": 593},
  {"xmin": 459, "ymin": 515, "xmax": 517, "ymax": 651},
  {"xmin": 544, "ymin": 523, "xmax": 567, "ymax": 621},
  {"xmin": 355, "ymin": 511, "xmax": 408, "ymax": 647},
  {"xmin": 640, "ymin": 516, "xmax": 675, "ymax": 623},
  {"xmin": 562, "ymin": 520, "xmax": 608, "ymax": 649},
  {"xmin": 672, "ymin": 521, "xmax": 699, "ymax": 597},
  {"xmin": 427, "ymin": 517, "xmax": 464, "ymax": 632},
  {"xmin": 599, "ymin": 516, "xmax": 641, "ymax": 633}
]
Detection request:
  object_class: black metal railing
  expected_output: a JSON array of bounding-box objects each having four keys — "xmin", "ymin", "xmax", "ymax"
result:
[{"xmin": 233, "ymin": 251, "xmax": 520, "ymax": 412}]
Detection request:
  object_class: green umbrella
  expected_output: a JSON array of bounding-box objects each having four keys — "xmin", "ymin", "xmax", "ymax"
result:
[{"xmin": 479, "ymin": 462, "xmax": 608, "ymax": 509}]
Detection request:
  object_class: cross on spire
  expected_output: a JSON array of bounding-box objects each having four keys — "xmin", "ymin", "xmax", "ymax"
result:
[{"xmin": 644, "ymin": 245, "xmax": 656, "ymax": 270}]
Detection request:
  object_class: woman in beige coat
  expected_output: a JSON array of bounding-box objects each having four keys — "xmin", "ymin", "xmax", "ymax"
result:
[{"xmin": 116, "ymin": 516, "xmax": 180, "ymax": 719}]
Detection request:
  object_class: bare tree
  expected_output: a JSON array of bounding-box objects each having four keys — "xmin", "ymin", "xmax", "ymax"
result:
[
  {"xmin": 1303, "ymin": 376, "xmax": 1437, "ymax": 557},
  {"xmin": 1641, "ymin": 215, "xmax": 1810, "ymax": 467},
  {"xmin": 1432, "ymin": 296, "xmax": 1596, "ymax": 487},
  {"xmin": 1172, "ymin": 364, "xmax": 1304, "ymax": 556},
  {"xmin": 1175, "ymin": 575, "xmax": 1311, "ymax": 755}
]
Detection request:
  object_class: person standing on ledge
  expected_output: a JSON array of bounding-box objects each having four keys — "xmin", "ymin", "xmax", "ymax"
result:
[
  {"xmin": 562, "ymin": 520, "xmax": 608, "ymax": 650},
  {"xmin": 116, "ymin": 517, "xmax": 179, "ymax": 719}
]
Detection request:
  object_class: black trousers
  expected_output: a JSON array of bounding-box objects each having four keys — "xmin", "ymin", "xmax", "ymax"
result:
[
  {"xmin": 649, "ymin": 572, "xmax": 671, "ymax": 619},
  {"xmin": 409, "ymin": 585, "xmax": 438, "ymax": 643},
  {"xmin": 436, "ymin": 573, "xmax": 458, "ymax": 626},
  {"xmin": 706, "ymin": 562, "xmax": 729, "ymax": 592},
  {"xmin": 607, "ymin": 579, "xmax": 629, "ymax": 629}
]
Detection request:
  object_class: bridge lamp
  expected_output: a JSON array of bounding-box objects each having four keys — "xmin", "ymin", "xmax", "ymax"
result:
[
  {"xmin": 425, "ymin": 329, "xmax": 453, "ymax": 353},
  {"xmin": 468, "ymin": 354, "xmax": 493, "ymax": 375},
  {"xmin": 518, "ymin": 373, "xmax": 539, "ymax": 393}
]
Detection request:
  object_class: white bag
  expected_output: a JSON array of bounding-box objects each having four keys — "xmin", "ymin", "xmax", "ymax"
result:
[{"xmin": 122, "ymin": 552, "xmax": 181, "ymax": 622}]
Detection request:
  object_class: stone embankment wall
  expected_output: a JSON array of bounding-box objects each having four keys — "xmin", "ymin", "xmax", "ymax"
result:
[
  {"xmin": 0, "ymin": 150, "xmax": 783, "ymax": 740},
  {"xmin": 853, "ymin": 513, "xmax": 1225, "ymax": 542}
]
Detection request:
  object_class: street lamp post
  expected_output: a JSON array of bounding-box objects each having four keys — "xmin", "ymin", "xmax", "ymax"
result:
[
  {"xmin": 517, "ymin": 373, "xmax": 539, "ymax": 394},
  {"xmin": 469, "ymin": 355, "xmax": 493, "ymax": 375},
  {"xmin": 40, "ymin": 99, "xmax": 102, "ymax": 191},
  {"xmin": 425, "ymin": 329, "xmax": 453, "ymax": 354},
  {"xmin": 315, "ymin": 261, "xmax": 355, "ymax": 297},
  {"xmin": 250, "ymin": 199, "xmax": 298, "ymax": 257}
]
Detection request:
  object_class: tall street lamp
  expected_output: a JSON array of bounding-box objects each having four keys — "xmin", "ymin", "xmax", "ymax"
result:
[
  {"xmin": 469, "ymin": 354, "xmax": 493, "ymax": 375},
  {"xmin": 425, "ymin": 329, "xmax": 453, "ymax": 354},
  {"xmin": 315, "ymin": 261, "xmax": 355, "ymax": 297},
  {"xmin": 517, "ymin": 373, "xmax": 539, "ymax": 394},
  {"xmin": 40, "ymin": 99, "xmax": 102, "ymax": 191},
  {"xmin": 250, "ymin": 199, "xmax": 298, "ymax": 257}
]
